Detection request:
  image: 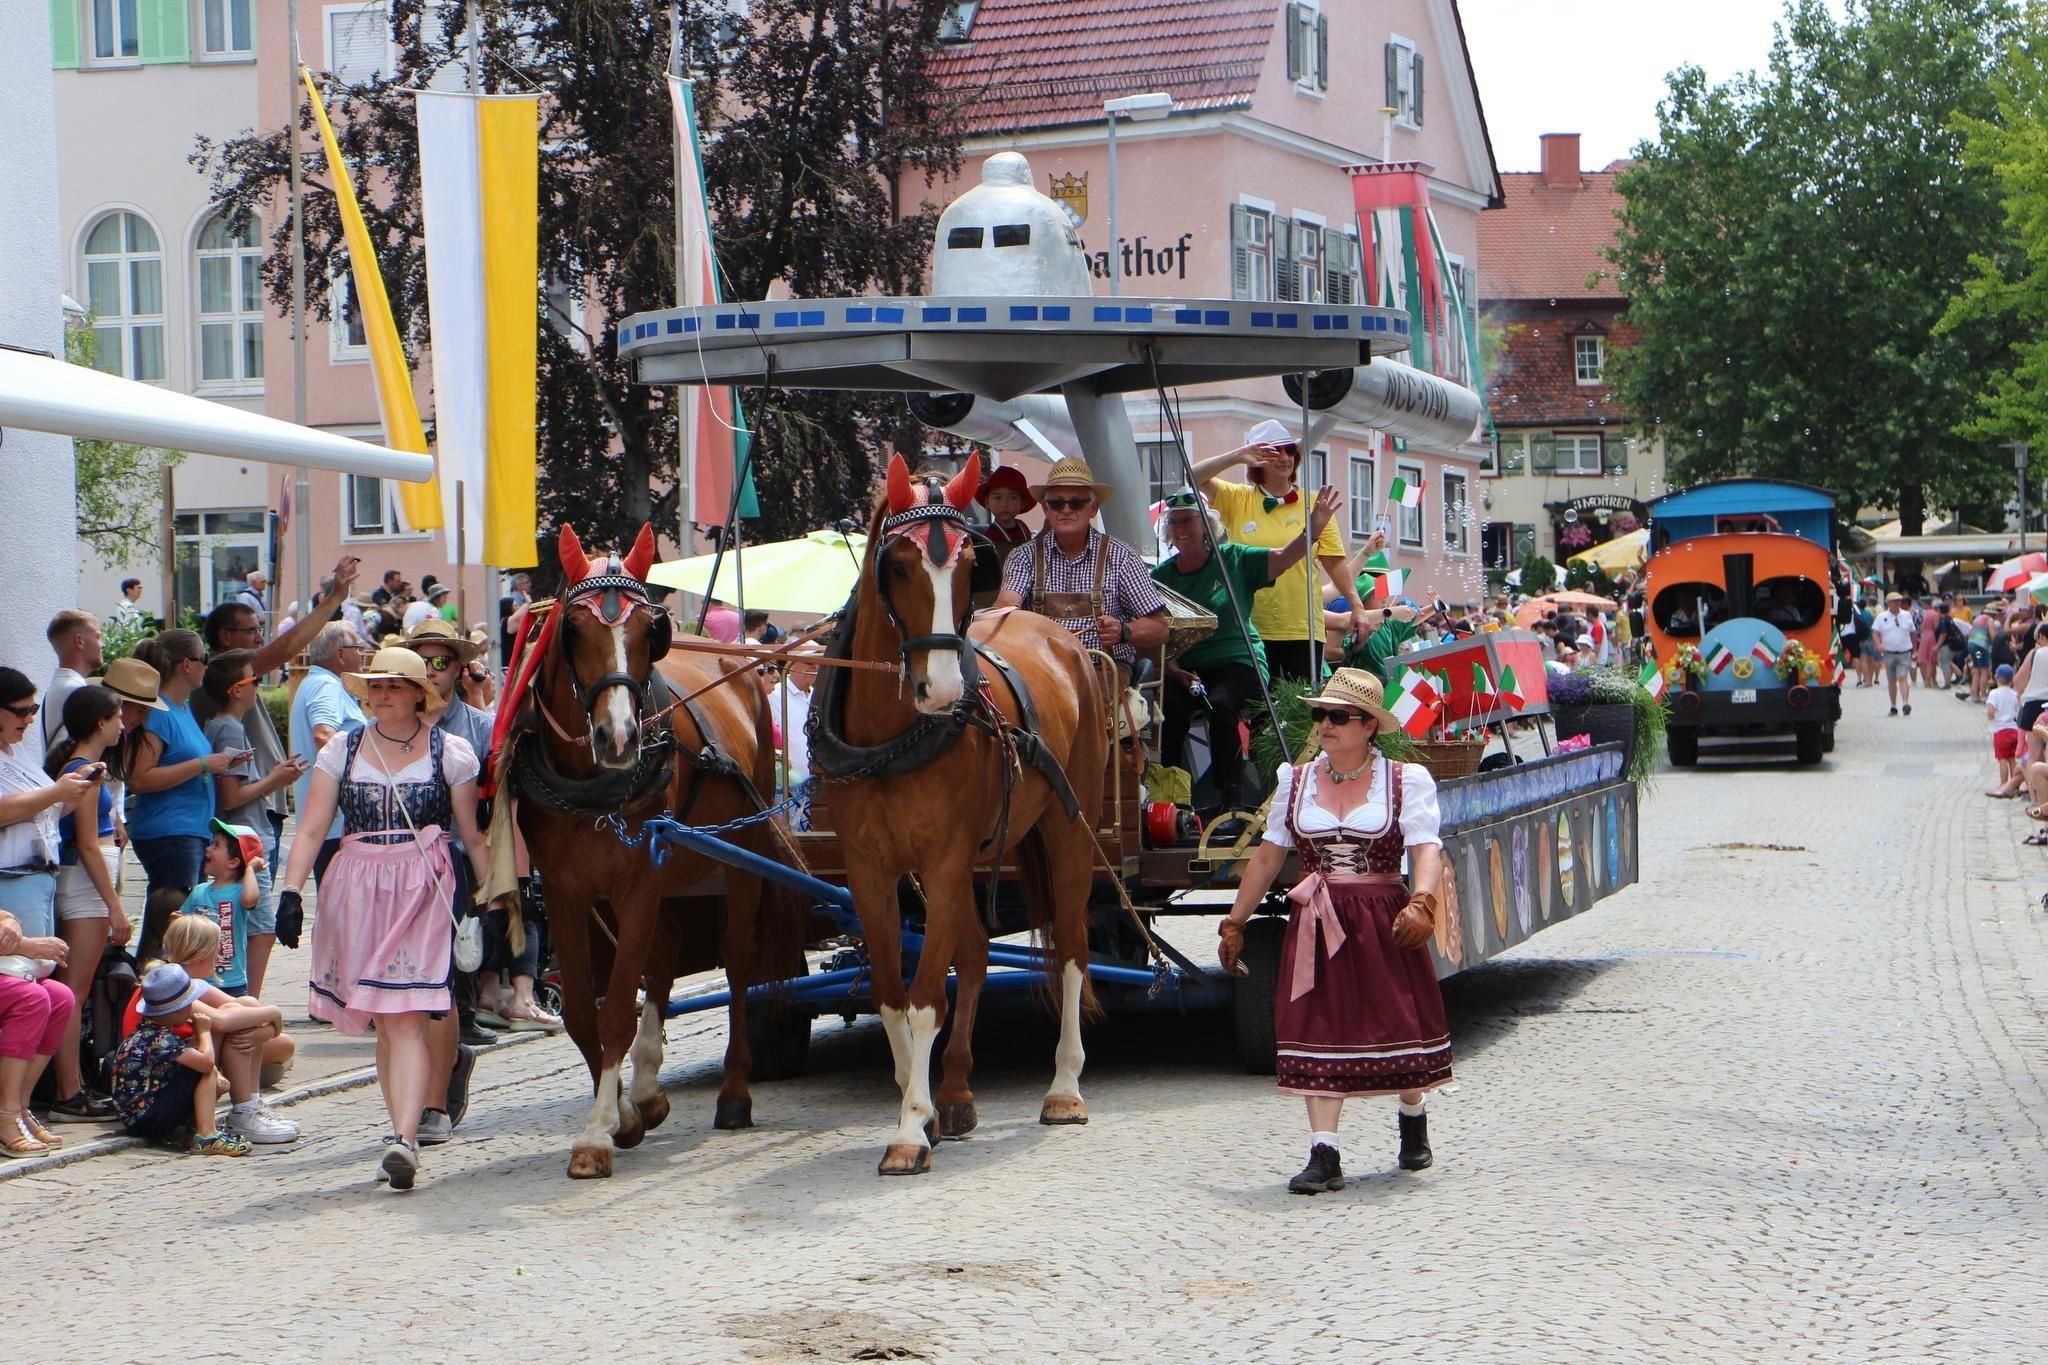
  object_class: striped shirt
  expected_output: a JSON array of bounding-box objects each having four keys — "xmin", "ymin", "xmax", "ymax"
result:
[{"xmin": 1002, "ymin": 528, "xmax": 1166, "ymax": 668}]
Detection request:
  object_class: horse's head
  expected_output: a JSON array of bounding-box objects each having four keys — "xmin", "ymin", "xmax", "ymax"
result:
[
  {"xmin": 554, "ymin": 522, "xmax": 673, "ymax": 769},
  {"xmin": 869, "ymin": 453, "xmax": 980, "ymax": 713}
]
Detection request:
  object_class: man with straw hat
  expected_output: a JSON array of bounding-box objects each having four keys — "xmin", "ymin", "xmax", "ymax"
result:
[
  {"xmin": 1870, "ymin": 590, "xmax": 1917, "ymax": 716},
  {"xmin": 994, "ymin": 456, "xmax": 1168, "ymax": 676},
  {"xmin": 1217, "ymin": 667, "xmax": 1451, "ymax": 1191}
]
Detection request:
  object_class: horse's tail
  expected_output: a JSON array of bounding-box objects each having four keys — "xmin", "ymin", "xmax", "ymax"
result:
[{"xmin": 1015, "ymin": 827, "xmax": 1102, "ymax": 1022}]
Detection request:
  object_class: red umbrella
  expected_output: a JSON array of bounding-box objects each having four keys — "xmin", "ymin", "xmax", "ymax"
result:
[{"xmin": 1987, "ymin": 553, "xmax": 2047, "ymax": 591}]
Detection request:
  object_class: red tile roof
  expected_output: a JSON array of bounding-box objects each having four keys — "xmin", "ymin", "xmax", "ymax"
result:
[
  {"xmin": 1477, "ymin": 167, "xmax": 1630, "ymax": 301},
  {"xmin": 927, "ymin": 0, "xmax": 1281, "ymax": 136}
]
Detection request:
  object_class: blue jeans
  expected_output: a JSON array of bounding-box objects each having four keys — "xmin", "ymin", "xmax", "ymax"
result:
[{"xmin": 133, "ymin": 834, "xmax": 206, "ymax": 957}]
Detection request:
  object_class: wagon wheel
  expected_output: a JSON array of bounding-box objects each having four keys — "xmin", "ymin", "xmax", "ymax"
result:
[
  {"xmin": 747, "ymin": 963, "xmax": 813, "ymax": 1082},
  {"xmin": 1231, "ymin": 916, "xmax": 1287, "ymax": 1074}
]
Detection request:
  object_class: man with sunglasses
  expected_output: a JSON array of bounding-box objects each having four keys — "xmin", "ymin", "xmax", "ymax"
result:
[{"xmin": 994, "ymin": 457, "xmax": 1168, "ymax": 678}]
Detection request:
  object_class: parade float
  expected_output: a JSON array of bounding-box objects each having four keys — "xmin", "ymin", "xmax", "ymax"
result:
[{"xmin": 614, "ymin": 153, "xmax": 1645, "ymax": 1070}]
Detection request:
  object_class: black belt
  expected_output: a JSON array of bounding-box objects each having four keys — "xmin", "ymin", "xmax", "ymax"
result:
[{"xmin": 0, "ymin": 863, "xmax": 56, "ymax": 878}]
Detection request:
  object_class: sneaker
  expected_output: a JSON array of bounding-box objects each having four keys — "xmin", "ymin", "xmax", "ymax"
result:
[
  {"xmin": 379, "ymin": 1135, "xmax": 419, "ymax": 1190},
  {"xmin": 191, "ymin": 1130, "xmax": 252, "ymax": 1157},
  {"xmin": 417, "ymin": 1108, "xmax": 453, "ymax": 1146},
  {"xmin": 1889, "ymin": 707, "xmax": 1898, "ymax": 716},
  {"xmin": 46, "ymin": 1089, "xmax": 116, "ymax": 1123},
  {"xmin": 1288, "ymin": 1143, "xmax": 1345, "ymax": 1194},
  {"xmin": 225, "ymin": 1103, "xmax": 299, "ymax": 1145},
  {"xmin": 459, "ymin": 1021, "xmax": 500, "ymax": 1048},
  {"xmin": 447, "ymin": 1043, "xmax": 478, "ymax": 1130},
  {"xmin": 1903, "ymin": 703, "xmax": 1912, "ymax": 715}
]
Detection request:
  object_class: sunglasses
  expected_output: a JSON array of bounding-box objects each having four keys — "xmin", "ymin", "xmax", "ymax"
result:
[
  {"xmin": 416, "ymin": 654, "xmax": 458, "ymax": 673},
  {"xmin": 231, "ymin": 675, "xmax": 258, "ymax": 689},
  {"xmin": 1042, "ymin": 497, "xmax": 1093, "ymax": 512},
  {"xmin": 1307, "ymin": 707, "xmax": 1365, "ymax": 725},
  {"xmin": 2, "ymin": 703, "xmax": 38, "ymax": 719}
]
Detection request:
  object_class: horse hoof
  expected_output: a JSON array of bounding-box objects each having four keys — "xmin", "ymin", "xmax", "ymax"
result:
[
  {"xmin": 567, "ymin": 1146, "xmax": 613, "ymax": 1179},
  {"xmin": 877, "ymin": 1142, "xmax": 932, "ymax": 1176},
  {"xmin": 637, "ymin": 1089, "xmax": 672, "ymax": 1132},
  {"xmin": 933, "ymin": 1100, "xmax": 979, "ymax": 1139},
  {"xmin": 613, "ymin": 1111, "xmax": 646, "ymax": 1150},
  {"xmin": 1039, "ymin": 1094, "xmax": 1089, "ymax": 1126},
  {"xmin": 713, "ymin": 1095, "xmax": 754, "ymax": 1130}
]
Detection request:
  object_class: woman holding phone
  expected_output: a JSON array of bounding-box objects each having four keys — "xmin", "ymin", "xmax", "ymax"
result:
[
  {"xmin": 127, "ymin": 631, "xmax": 239, "ymax": 957},
  {"xmin": 200, "ymin": 650, "xmax": 310, "ymax": 998}
]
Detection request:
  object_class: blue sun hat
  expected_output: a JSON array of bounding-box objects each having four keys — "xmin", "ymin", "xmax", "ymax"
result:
[{"xmin": 137, "ymin": 963, "xmax": 206, "ymax": 1017}]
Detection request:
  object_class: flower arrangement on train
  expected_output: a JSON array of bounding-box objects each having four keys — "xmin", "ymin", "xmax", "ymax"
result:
[
  {"xmin": 1772, "ymin": 639, "xmax": 1820, "ymax": 683},
  {"xmin": 1668, "ymin": 644, "xmax": 1707, "ymax": 686}
]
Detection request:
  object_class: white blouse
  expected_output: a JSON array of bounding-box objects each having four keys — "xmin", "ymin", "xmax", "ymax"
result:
[
  {"xmin": 1260, "ymin": 755, "xmax": 1441, "ymax": 851},
  {"xmin": 315, "ymin": 729, "xmax": 480, "ymax": 788},
  {"xmin": 0, "ymin": 741, "xmax": 60, "ymax": 868}
]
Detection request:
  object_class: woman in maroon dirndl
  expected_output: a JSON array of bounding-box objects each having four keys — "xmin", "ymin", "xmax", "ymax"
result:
[{"xmin": 1220, "ymin": 668, "xmax": 1450, "ymax": 1193}]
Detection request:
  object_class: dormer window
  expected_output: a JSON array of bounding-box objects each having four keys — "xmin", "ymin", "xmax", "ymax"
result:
[
  {"xmin": 937, "ymin": 1, "xmax": 979, "ymax": 43},
  {"xmin": 1575, "ymin": 332, "xmax": 1606, "ymax": 384}
]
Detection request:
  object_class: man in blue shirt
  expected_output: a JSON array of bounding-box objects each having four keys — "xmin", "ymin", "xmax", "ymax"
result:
[{"xmin": 287, "ymin": 623, "xmax": 368, "ymax": 887}]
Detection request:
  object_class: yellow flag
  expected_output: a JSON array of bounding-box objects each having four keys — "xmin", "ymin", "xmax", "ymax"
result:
[
  {"xmin": 476, "ymin": 99, "xmax": 537, "ymax": 567},
  {"xmin": 301, "ymin": 66, "xmax": 441, "ymax": 530}
]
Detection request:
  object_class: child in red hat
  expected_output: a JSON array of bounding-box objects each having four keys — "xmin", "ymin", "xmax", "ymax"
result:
[{"xmin": 976, "ymin": 466, "xmax": 1037, "ymax": 548}]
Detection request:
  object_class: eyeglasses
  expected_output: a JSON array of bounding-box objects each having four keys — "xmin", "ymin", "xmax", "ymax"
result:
[
  {"xmin": 1042, "ymin": 497, "xmax": 1093, "ymax": 512},
  {"xmin": 416, "ymin": 654, "xmax": 457, "ymax": 672},
  {"xmin": 1307, "ymin": 707, "xmax": 1364, "ymax": 726},
  {"xmin": 1, "ymin": 703, "xmax": 38, "ymax": 719}
]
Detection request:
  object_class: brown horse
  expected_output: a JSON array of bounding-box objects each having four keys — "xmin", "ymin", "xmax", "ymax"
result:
[
  {"xmin": 812, "ymin": 454, "xmax": 1108, "ymax": 1174},
  {"xmin": 511, "ymin": 523, "xmax": 803, "ymax": 1178}
]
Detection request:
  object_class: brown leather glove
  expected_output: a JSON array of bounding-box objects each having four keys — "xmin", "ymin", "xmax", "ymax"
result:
[
  {"xmin": 1390, "ymin": 892, "xmax": 1438, "ymax": 951},
  {"xmin": 1218, "ymin": 918, "xmax": 1247, "ymax": 974}
]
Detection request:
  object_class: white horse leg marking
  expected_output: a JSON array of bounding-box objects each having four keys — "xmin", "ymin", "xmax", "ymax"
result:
[
  {"xmin": 579, "ymin": 1062, "xmax": 623, "ymax": 1149},
  {"xmin": 917, "ymin": 557, "xmax": 964, "ymax": 710},
  {"xmin": 879, "ymin": 1003, "xmax": 912, "ymax": 1095},
  {"xmin": 889, "ymin": 1004, "xmax": 940, "ymax": 1149},
  {"xmin": 1048, "ymin": 961, "xmax": 1086, "ymax": 1100},
  {"xmin": 629, "ymin": 998, "xmax": 665, "ymax": 1108}
]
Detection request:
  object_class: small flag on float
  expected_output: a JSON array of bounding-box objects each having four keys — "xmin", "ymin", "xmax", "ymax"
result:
[
  {"xmin": 1704, "ymin": 641, "xmax": 1735, "ymax": 674},
  {"xmin": 1750, "ymin": 637, "xmax": 1781, "ymax": 668},
  {"xmin": 1385, "ymin": 675, "xmax": 1441, "ymax": 737},
  {"xmin": 1388, "ymin": 475, "xmax": 1426, "ymax": 509},
  {"xmin": 1638, "ymin": 660, "xmax": 1667, "ymax": 701},
  {"xmin": 1498, "ymin": 663, "xmax": 1527, "ymax": 711},
  {"xmin": 1373, "ymin": 567, "xmax": 1407, "ymax": 600},
  {"xmin": 1472, "ymin": 662, "xmax": 1498, "ymax": 703}
]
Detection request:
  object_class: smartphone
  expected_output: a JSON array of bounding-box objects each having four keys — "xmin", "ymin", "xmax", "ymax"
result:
[
  {"xmin": 234, "ymin": 748, "xmax": 257, "ymax": 763},
  {"xmin": 83, "ymin": 763, "xmax": 107, "ymax": 780}
]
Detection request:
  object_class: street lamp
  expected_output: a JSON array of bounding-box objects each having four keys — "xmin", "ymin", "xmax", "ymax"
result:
[
  {"xmin": 1103, "ymin": 92, "xmax": 1172, "ymax": 298},
  {"xmin": 2013, "ymin": 440, "xmax": 2033, "ymax": 556}
]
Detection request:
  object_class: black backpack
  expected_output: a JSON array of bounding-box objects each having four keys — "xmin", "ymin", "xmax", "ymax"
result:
[{"xmin": 81, "ymin": 944, "xmax": 138, "ymax": 1094}]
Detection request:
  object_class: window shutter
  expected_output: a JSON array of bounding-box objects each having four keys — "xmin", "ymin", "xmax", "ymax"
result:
[
  {"xmin": 1412, "ymin": 54, "xmax": 1425, "ymax": 125},
  {"xmin": 138, "ymin": 0, "xmax": 190, "ymax": 63},
  {"xmin": 50, "ymin": 0, "xmax": 81, "ymax": 66},
  {"xmin": 1230, "ymin": 204, "xmax": 1252, "ymax": 301},
  {"xmin": 1314, "ymin": 13, "xmax": 1328, "ymax": 91},
  {"xmin": 329, "ymin": 4, "xmax": 389, "ymax": 84},
  {"xmin": 1325, "ymin": 234, "xmax": 1355, "ymax": 306},
  {"xmin": 1384, "ymin": 42, "xmax": 1398, "ymax": 109},
  {"xmin": 1603, "ymin": 434, "xmax": 1629, "ymax": 473},
  {"xmin": 1274, "ymin": 216, "xmax": 1299, "ymax": 303},
  {"xmin": 1514, "ymin": 523, "xmax": 1537, "ymax": 562},
  {"xmin": 1530, "ymin": 433, "xmax": 1557, "ymax": 473},
  {"xmin": 1285, "ymin": 3, "xmax": 1303, "ymax": 81},
  {"xmin": 1503, "ymin": 435, "xmax": 1527, "ymax": 474}
]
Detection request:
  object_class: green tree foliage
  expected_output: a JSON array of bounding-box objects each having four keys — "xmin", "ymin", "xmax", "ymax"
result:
[
  {"xmin": 1604, "ymin": 0, "xmax": 2020, "ymax": 533},
  {"xmin": 67, "ymin": 322, "xmax": 184, "ymax": 569},
  {"xmin": 193, "ymin": 0, "xmax": 964, "ymax": 575},
  {"xmin": 1938, "ymin": 10, "xmax": 2048, "ymax": 454}
]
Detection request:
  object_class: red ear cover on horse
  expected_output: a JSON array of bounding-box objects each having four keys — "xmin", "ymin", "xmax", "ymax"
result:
[
  {"xmin": 558, "ymin": 523, "xmax": 591, "ymax": 585},
  {"xmin": 622, "ymin": 524, "xmax": 657, "ymax": 583},
  {"xmin": 886, "ymin": 453, "xmax": 916, "ymax": 515},
  {"xmin": 942, "ymin": 460, "xmax": 978, "ymax": 513}
]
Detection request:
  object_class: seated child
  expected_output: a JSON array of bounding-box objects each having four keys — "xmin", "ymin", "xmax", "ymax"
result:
[
  {"xmin": 975, "ymin": 466, "xmax": 1036, "ymax": 549},
  {"xmin": 158, "ymin": 916, "xmax": 298, "ymax": 1145},
  {"xmin": 110, "ymin": 964, "xmax": 248, "ymax": 1156}
]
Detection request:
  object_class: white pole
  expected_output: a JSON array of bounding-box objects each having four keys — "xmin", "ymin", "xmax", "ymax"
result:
[
  {"xmin": 288, "ymin": 0, "xmax": 312, "ymax": 629},
  {"xmin": 670, "ymin": 4, "xmax": 694, "ymax": 558},
  {"xmin": 1106, "ymin": 112, "xmax": 1120, "ymax": 298}
]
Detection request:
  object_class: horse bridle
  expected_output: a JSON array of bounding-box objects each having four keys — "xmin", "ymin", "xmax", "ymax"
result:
[
  {"xmin": 552, "ymin": 568, "xmax": 673, "ymax": 761},
  {"xmin": 873, "ymin": 499, "xmax": 976, "ymax": 669}
]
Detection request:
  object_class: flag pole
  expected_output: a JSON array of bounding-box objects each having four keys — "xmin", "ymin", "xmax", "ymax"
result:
[
  {"xmin": 287, "ymin": 0, "xmax": 312, "ymax": 638},
  {"xmin": 669, "ymin": 4, "xmax": 694, "ymax": 560}
]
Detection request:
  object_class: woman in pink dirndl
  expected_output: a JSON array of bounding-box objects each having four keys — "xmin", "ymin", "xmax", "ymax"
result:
[
  {"xmin": 278, "ymin": 648, "xmax": 489, "ymax": 1191},
  {"xmin": 1220, "ymin": 668, "xmax": 1450, "ymax": 1193}
]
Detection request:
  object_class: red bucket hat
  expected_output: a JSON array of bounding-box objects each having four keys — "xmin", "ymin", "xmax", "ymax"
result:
[{"xmin": 975, "ymin": 465, "xmax": 1037, "ymax": 514}]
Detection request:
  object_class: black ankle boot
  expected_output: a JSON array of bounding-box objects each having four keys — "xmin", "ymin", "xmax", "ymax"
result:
[
  {"xmin": 1288, "ymin": 1142, "xmax": 1345, "ymax": 1194},
  {"xmin": 1398, "ymin": 1111, "xmax": 1433, "ymax": 1171}
]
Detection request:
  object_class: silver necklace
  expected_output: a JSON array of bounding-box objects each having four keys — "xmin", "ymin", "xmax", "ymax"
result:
[{"xmin": 1326, "ymin": 753, "xmax": 1372, "ymax": 785}]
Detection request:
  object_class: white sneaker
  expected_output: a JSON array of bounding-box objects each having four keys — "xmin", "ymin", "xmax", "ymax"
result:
[
  {"xmin": 226, "ymin": 1104, "xmax": 299, "ymax": 1144},
  {"xmin": 380, "ymin": 1135, "xmax": 419, "ymax": 1190}
]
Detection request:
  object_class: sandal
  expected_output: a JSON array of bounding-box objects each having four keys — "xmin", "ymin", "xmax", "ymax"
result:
[
  {"xmin": 501, "ymin": 1003, "xmax": 563, "ymax": 1033},
  {"xmin": 0, "ymin": 1114, "xmax": 49, "ymax": 1158},
  {"xmin": 20, "ymin": 1113, "xmax": 62, "ymax": 1148},
  {"xmin": 2023, "ymin": 831, "xmax": 2048, "ymax": 847}
]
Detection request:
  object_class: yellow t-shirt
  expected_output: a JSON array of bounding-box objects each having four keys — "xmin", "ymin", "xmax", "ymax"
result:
[{"xmin": 1209, "ymin": 479, "xmax": 1346, "ymax": 643}]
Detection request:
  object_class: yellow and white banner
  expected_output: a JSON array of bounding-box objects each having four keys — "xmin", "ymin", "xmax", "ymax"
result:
[
  {"xmin": 303, "ymin": 66, "xmax": 439, "ymax": 530},
  {"xmin": 417, "ymin": 90, "xmax": 539, "ymax": 567}
]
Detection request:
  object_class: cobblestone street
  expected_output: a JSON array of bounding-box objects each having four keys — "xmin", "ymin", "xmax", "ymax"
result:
[{"xmin": 12, "ymin": 683, "xmax": 2048, "ymax": 1362}]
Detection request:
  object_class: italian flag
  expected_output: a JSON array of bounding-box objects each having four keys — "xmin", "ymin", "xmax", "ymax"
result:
[
  {"xmin": 1751, "ymin": 638, "xmax": 1781, "ymax": 668},
  {"xmin": 1385, "ymin": 675, "xmax": 1441, "ymax": 738},
  {"xmin": 1472, "ymin": 662, "xmax": 1498, "ymax": 703},
  {"xmin": 1388, "ymin": 475, "xmax": 1426, "ymax": 508},
  {"xmin": 1498, "ymin": 663, "xmax": 1527, "ymax": 711},
  {"xmin": 1372, "ymin": 567, "xmax": 1407, "ymax": 600},
  {"xmin": 1638, "ymin": 660, "xmax": 1667, "ymax": 700},
  {"xmin": 1704, "ymin": 641, "xmax": 1735, "ymax": 674}
]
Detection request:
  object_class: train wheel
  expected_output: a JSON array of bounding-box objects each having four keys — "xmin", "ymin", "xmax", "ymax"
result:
[
  {"xmin": 1232, "ymin": 917, "xmax": 1286, "ymax": 1074},
  {"xmin": 1794, "ymin": 722, "xmax": 1824, "ymax": 766},
  {"xmin": 747, "ymin": 966, "xmax": 813, "ymax": 1082},
  {"xmin": 1667, "ymin": 728, "xmax": 1699, "ymax": 768}
]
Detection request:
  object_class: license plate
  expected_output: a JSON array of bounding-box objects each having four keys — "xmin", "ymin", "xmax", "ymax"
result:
[{"xmin": 1731, "ymin": 688, "xmax": 1757, "ymax": 704}]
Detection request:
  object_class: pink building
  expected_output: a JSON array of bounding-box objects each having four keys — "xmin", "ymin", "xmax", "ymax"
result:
[{"xmin": 918, "ymin": 0, "xmax": 1502, "ymax": 603}]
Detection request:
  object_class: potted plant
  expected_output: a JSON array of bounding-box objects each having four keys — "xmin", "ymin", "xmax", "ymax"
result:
[{"xmin": 1548, "ymin": 666, "xmax": 1666, "ymax": 785}]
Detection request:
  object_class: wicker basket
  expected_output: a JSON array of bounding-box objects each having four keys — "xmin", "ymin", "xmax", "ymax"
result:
[
  {"xmin": 1154, "ymin": 582, "xmax": 1219, "ymax": 662},
  {"xmin": 1409, "ymin": 739, "xmax": 1486, "ymax": 781}
]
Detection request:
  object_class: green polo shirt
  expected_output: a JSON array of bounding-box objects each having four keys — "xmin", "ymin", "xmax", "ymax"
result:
[{"xmin": 1152, "ymin": 543, "xmax": 1274, "ymax": 675}]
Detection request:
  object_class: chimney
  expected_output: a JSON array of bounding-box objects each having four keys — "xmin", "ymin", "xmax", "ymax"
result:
[{"xmin": 1540, "ymin": 133, "xmax": 1581, "ymax": 188}]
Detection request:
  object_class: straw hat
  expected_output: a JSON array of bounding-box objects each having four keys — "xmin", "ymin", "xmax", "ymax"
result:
[
  {"xmin": 1028, "ymin": 457, "xmax": 1113, "ymax": 504},
  {"xmin": 399, "ymin": 616, "xmax": 482, "ymax": 665},
  {"xmin": 1299, "ymin": 666, "xmax": 1400, "ymax": 731},
  {"xmin": 102, "ymin": 657, "xmax": 169, "ymax": 711},
  {"xmin": 1244, "ymin": 417, "xmax": 1300, "ymax": 450},
  {"xmin": 344, "ymin": 646, "xmax": 433, "ymax": 702},
  {"xmin": 975, "ymin": 464, "xmax": 1037, "ymax": 514}
]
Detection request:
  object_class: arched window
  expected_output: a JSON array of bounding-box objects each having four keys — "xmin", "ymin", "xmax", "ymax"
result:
[
  {"xmin": 196, "ymin": 213, "xmax": 264, "ymax": 387},
  {"xmin": 83, "ymin": 211, "xmax": 164, "ymax": 381}
]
